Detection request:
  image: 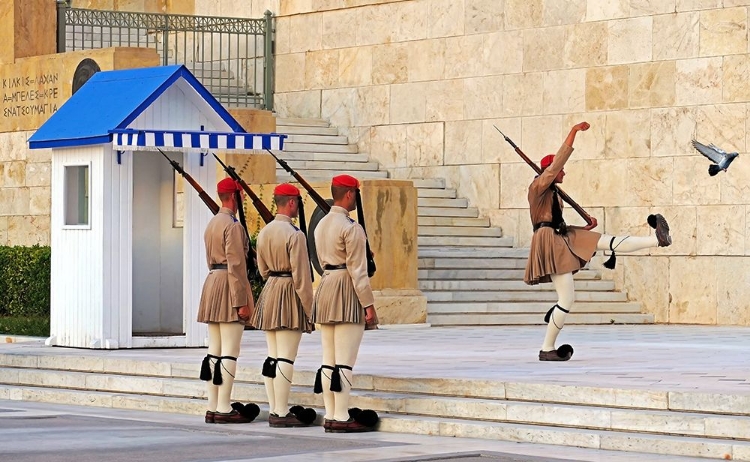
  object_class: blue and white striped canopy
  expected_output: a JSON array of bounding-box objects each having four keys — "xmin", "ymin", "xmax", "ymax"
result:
[{"xmin": 111, "ymin": 129, "xmax": 286, "ymax": 151}]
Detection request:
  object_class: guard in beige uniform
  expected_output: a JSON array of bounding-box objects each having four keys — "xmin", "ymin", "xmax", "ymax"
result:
[
  {"xmin": 197, "ymin": 177, "xmax": 259, "ymax": 424},
  {"xmin": 250, "ymin": 183, "xmax": 317, "ymax": 428},
  {"xmin": 312, "ymin": 174, "xmax": 379, "ymax": 433},
  {"xmin": 526, "ymin": 122, "xmax": 672, "ymax": 361}
]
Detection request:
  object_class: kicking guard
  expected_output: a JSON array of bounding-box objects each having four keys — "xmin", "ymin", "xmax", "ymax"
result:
[{"xmin": 525, "ymin": 122, "xmax": 672, "ymax": 361}]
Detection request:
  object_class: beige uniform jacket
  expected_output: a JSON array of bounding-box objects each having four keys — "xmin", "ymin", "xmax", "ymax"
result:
[
  {"xmin": 311, "ymin": 206, "xmax": 374, "ymax": 324},
  {"xmin": 524, "ymin": 143, "xmax": 600, "ymax": 285},
  {"xmin": 250, "ymin": 214, "xmax": 314, "ymax": 331},
  {"xmin": 196, "ymin": 207, "xmax": 253, "ymax": 324}
]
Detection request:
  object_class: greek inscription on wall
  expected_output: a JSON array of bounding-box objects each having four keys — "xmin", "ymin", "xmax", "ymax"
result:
[{"xmin": 2, "ymin": 72, "xmax": 61, "ymax": 119}]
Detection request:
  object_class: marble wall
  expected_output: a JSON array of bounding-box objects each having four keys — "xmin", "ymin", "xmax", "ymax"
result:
[{"xmin": 270, "ymin": 0, "xmax": 750, "ymax": 326}]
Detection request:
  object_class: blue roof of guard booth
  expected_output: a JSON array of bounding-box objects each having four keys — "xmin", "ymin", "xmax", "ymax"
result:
[{"xmin": 28, "ymin": 65, "xmax": 246, "ymax": 149}]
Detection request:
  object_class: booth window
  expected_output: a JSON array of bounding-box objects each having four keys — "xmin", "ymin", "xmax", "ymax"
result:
[{"xmin": 64, "ymin": 165, "xmax": 90, "ymax": 226}]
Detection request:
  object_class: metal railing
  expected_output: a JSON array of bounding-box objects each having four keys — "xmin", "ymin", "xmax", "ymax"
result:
[{"xmin": 56, "ymin": 1, "xmax": 275, "ymax": 110}]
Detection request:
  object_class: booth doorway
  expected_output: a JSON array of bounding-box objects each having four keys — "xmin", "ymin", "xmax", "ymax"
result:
[{"xmin": 131, "ymin": 150, "xmax": 185, "ymax": 336}]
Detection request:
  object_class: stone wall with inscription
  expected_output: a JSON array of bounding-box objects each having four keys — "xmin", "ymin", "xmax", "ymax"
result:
[{"xmin": 0, "ymin": 47, "xmax": 159, "ymax": 246}]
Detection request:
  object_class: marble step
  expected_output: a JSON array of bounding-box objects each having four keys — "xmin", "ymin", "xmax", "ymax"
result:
[
  {"xmin": 285, "ymin": 134, "xmax": 349, "ymax": 145},
  {"xmin": 426, "ymin": 301, "xmax": 642, "ymax": 314},
  {"xmin": 418, "ymin": 268, "xmax": 600, "ymax": 280},
  {"xmin": 276, "ymin": 125, "xmax": 339, "ymax": 136},
  {"xmin": 4, "ymin": 355, "xmax": 750, "ymax": 416},
  {"xmin": 418, "ymin": 226, "xmax": 501, "ymax": 237},
  {"xmin": 419, "ymin": 279, "xmax": 615, "ymax": 291},
  {"xmin": 4, "ymin": 383, "xmax": 750, "ymax": 461},
  {"xmin": 276, "ymin": 170, "xmax": 389, "ymax": 182},
  {"xmin": 418, "ymin": 257, "xmax": 526, "ymax": 269},
  {"xmin": 277, "ymin": 160, "xmax": 380, "ymax": 171},
  {"xmin": 381, "ymin": 414, "xmax": 750, "ymax": 461},
  {"xmin": 417, "ymin": 197, "xmax": 469, "ymax": 208},
  {"xmin": 417, "ymin": 236, "xmax": 514, "ymax": 248},
  {"xmin": 418, "ymin": 216, "xmax": 491, "ymax": 227},
  {"xmin": 3, "ymin": 371, "xmax": 750, "ymax": 454},
  {"xmin": 275, "ymin": 117, "xmax": 330, "ymax": 127},
  {"xmin": 417, "ymin": 207, "xmax": 479, "ymax": 218},
  {"xmin": 427, "ymin": 312, "xmax": 654, "ymax": 326},
  {"xmin": 417, "ymin": 188, "xmax": 457, "ymax": 199},
  {"xmin": 418, "ymin": 247, "xmax": 530, "ymax": 258},
  {"xmin": 410, "ymin": 178, "xmax": 446, "ymax": 189},
  {"xmin": 283, "ymin": 142, "xmax": 358, "ymax": 153},
  {"xmin": 424, "ymin": 290, "xmax": 628, "ymax": 303},
  {"xmin": 272, "ymin": 152, "xmax": 370, "ymax": 162}
]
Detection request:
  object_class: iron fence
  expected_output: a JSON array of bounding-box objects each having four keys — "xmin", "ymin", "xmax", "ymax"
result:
[{"xmin": 57, "ymin": 1, "xmax": 275, "ymax": 110}]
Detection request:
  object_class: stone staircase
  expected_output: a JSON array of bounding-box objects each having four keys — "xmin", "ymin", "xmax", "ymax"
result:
[
  {"xmin": 1, "ymin": 350, "xmax": 749, "ymax": 460},
  {"xmin": 274, "ymin": 117, "xmax": 653, "ymax": 327},
  {"xmin": 64, "ymin": 27, "xmax": 258, "ymax": 105}
]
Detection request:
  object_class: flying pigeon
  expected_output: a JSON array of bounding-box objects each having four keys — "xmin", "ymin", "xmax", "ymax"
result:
[{"xmin": 691, "ymin": 139, "xmax": 739, "ymax": 176}]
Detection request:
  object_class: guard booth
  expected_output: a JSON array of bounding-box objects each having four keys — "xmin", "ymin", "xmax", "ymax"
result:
[{"xmin": 28, "ymin": 65, "xmax": 285, "ymax": 349}]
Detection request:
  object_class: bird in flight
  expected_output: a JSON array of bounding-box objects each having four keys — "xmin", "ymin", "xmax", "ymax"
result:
[{"xmin": 691, "ymin": 140, "xmax": 739, "ymax": 176}]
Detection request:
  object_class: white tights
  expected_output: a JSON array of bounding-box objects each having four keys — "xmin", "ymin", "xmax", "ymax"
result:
[
  {"xmin": 541, "ymin": 234, "xmax": 659, "ymax": 351},
  {"xmin": 319, "ymin": 323, "xmax": 365, "ymax": 421},
  {"xmin": 206, "ymin": 322, "xmax": 245, "ymax": 413},
  {"xmin": 264, "ymin": 329, "xmax": 303, "ymax": 416}
]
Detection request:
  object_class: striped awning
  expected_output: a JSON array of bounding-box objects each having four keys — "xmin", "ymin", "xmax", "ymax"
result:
[{"xmin": 110, "ymin": 129, "xmax": 286, "ymax": 151}]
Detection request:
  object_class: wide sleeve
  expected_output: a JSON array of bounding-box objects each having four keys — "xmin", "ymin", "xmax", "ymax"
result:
[
  {"xmin": 289, "ymin": 231, "xmax": 314, "ymax": 319},
  {"xmin": 530, "ymin": 143, "xmax": 574, "ymax": 195},
  {"xmin": 344, "ymin": 224, "xmax": 375, "ymax": 308},
  {"xmin": 256, "ymin": 229, "xmax": 271, "ymax": 280},
  {"xmin": 225, "ymin": 222, "xmax": 251, "ymax": 308}
]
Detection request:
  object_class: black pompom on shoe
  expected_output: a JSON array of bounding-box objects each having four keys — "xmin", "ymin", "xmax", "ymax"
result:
[
  {"xmin": 231, "ymin": 402, "xmax": 260, "ymax": 421},
  {"xmin": 289, "ymin": 405, "xmax": 318, "ymax": 425},
  {"xmin": 353, "ymin": 409, "xmax": 379, "ymax": 428}
]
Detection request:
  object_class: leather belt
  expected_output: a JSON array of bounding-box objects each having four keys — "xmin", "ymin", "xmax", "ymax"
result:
[
  {"xmin": 324, "ymin": 264, "xmax": 347, "ymax": 270},
  {"xmin": 533, "ymin": 222, "xmax": 556, "ymax": 232},
  {"xmin": 210, "ymin": 264, "xmax": 228, "ymax": 270},
  {"xmin": 533, "ymin": 221, "xmax": 567, "ymax": 234},
  {"xmin": 268, "ymin": 271, "xmax": 292, "ymax": 277}
]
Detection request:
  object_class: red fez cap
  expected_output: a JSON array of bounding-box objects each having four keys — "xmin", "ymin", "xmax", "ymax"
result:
[
  {"xmin": 217, "ymin": 177, "xmax": 240, "ymax": 194},
  {"xmin": 540, "ymin": 154, "xmax": 555, "ymax": 170},
  {"xmin": 331, "ymin": 174, "xmax": 359, "ymax": 188},
  {"xmin": 274, "ymin": 183, "xmax": 300, "ymax": 196}
]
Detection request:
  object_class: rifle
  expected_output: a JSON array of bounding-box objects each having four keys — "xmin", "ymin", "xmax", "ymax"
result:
[
  {"xmin": 158, "ymin": 149, "xmax": 261, "ymax": 285},
  {"xmin": 213, "ymin": 154, "xmax": 275, "ymax": 225},
  {"xmin": 266, "ymin": 149, "xmax": 376, "ymax": 278},
  {"xmin": 493, "ymin": 126, "xmax": 594, "ymax": 227},
  {"xmin": 158, "ymin": 148, "xmax": 220, "ymax": 215},
  {"xmin": 266, "ymin": 149, "xmax": 331, "ymax": 213}
]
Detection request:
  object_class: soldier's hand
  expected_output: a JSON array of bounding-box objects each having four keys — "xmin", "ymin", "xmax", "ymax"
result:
[
  {"xmin": 574, "ymin": 121, "xmax": 590, "ymax": 131},
  {"xmin": 583, "ymin": 216, "xmax": 598, "ymax": 231},
  {"xmin": 364, "ymin": 305, "xmax": 378, "ymax": 329},
  {"xmin": 237, "ymin": 305, "xmax": 251, "ymax": 322}
]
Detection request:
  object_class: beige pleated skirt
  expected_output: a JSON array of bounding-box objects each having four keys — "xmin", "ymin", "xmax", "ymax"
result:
[
  {"xmin": 250, "ymin": 276, "xmax": 313, "ymax": 332},
  {"xmin": 196, "ymin": 270, "xmax": 247, "ymax": 325},
  {"xmin": 311, "ymin": 270, "xmax": 364, "ymax": 325},
  {"xmin": 525, "ymin": 227, "xmax": 600, "ymax": 285}
]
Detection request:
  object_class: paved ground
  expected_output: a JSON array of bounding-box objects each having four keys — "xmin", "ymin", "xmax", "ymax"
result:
[
  {"xmin": 3, "ymin": 324, "xmax": 750, "ymax": 394},
  {"xmin": 0, "ymin": 401, "xmax": 714, "ymax": 462}
]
